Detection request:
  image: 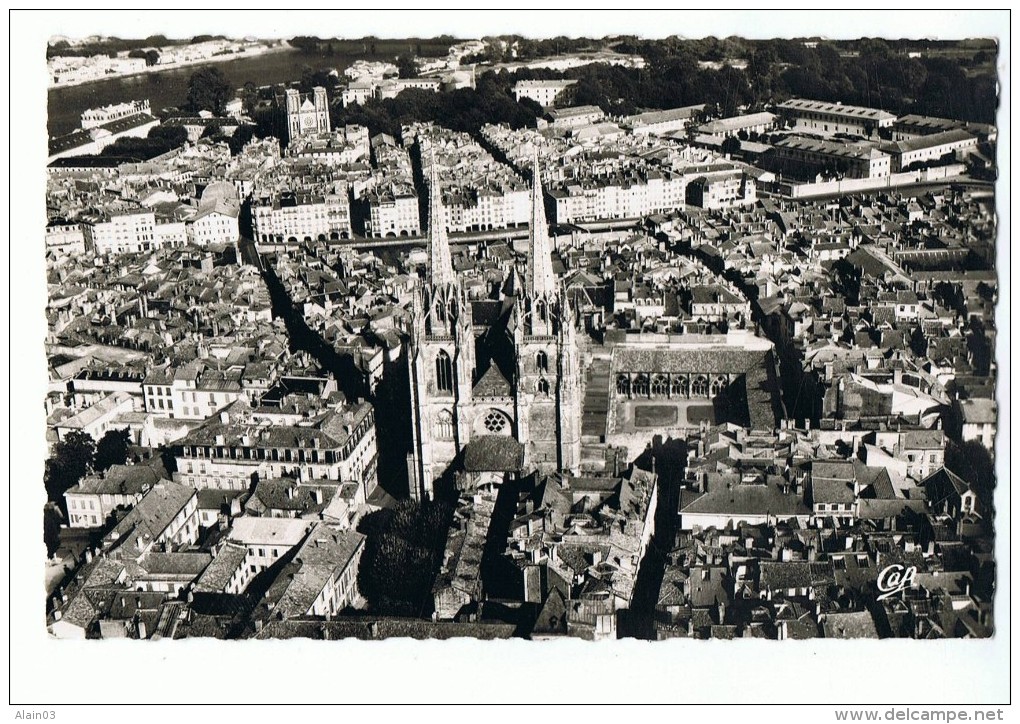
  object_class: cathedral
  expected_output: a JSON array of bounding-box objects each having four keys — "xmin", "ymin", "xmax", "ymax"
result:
[
  {"xmin": 283, "ymin": 86, "xmax": 331, "ymax": 144},
  {"xmin": 407, "ymin": 156, "xmax": 583, "ymax": 500}
]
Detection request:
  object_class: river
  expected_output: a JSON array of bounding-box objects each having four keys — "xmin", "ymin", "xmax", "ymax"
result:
[{"xmin": 47, "ymin": 48, "xmax": 361, "ymax": 137}]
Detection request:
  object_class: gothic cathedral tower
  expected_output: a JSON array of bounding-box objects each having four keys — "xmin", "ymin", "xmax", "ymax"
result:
[
  {"xmin": 285, "ymin": 86, "xmax": 331, "ymax": 145},
  {"xmin": 407, "ymin": 152, "xmax": 582, "ymax": 500},
  {"xmin": 512, "ymin": 156, "xmax": 582, "ymax": 475},
  {"xmin": 407, "ymin": 154, "xmax": 476, "ymax": 500}
]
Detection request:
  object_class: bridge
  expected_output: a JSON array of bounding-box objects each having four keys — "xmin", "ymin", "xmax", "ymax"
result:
[{"xmin": 252, "ymin": 217, "xmax": 647, "ymax": 254}]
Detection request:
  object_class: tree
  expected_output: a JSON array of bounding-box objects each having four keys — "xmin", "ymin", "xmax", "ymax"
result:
[
  {"xmin": 99, "ymin": 124, "xmax": 189, "ymax": 160},
  {"xmin": 945, "ymin": 439, "xmax": 996, "ymax": 513},
  {"xmin": 128, "ymin": 48, "xmax": 160, "ymax": 66},
  {"xmin": 45, "ymin": 431, "xmax": 96, "ymax": 508},
  {"xmin": 186, "ymin": 66, "xmax": 233, "ymax": 115},
  {"xmin": 95, "ymin": 428, "xmax": 131, "ymax": 472},
  {"xmin": 396, "ymin": 54, "xmax": 419, "ymax": 79},
  {"xmin": 44, "ymin": 503, "xmax": 64, "ymax": 559},
  {"xmin": 908, "ymin": 325, "xmax": 928, "ymax": 357},
  {"xmin": 240, "ymin": 80, "xmax": 259, "ymax": 115},
  {"xmin": 721, "ymin": 136, "xmax": 742, "ymax": 156},
  {"xmin": 356, "ymin": 499, "xmax": 453, "ymax": 616}
]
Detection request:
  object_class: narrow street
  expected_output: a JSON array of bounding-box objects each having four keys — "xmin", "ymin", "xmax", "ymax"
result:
[{"xmin": 242, "ymin": 238, "xmax": 413, "ymax": 498}]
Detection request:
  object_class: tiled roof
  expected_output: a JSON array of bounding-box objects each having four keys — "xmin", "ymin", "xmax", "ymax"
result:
[
  {"xmin": 822, "ymin": 610, "xmax": 880, "ymax": 639},
  {"xmin": 137, "ymin": 551, "xmax": 212, "ymax": 577},
  {"xmin": 777, "ymin": 98, "xmax": 895, "ymax": 122},
  {"xmin": 759, "ymin": 560, "xmax": 835, "ymax": 591},
  {"xmin": 194, "ymin": 543, "xmax": 248, "ymax": 593},
  {"xmin": 472, "ymin": 364, "xmax": 512, "ymax": 398},
  {"xmin": 70, "ymin": 464, "xmax": 165, "ymax": 497},
  {"xmin": 227, "ymin": 517, "xmax": 311, "ymax": 547},
  {"xmin": 271, "ymin": 525, "xmax": 365, "ymax": 619},
  {"xmin": 464, "ymin": 435, "xmax": 524, "ymax": 472},
  {"xmin": 246, "ymin": 479, "xmax": 340, "ymax": 515},
  {"xmin": 883, "ymin": 129, "xmax": 975, "ymax": 154},
  {"xmin": 255, "ymin": 617, "xmax": 516, "ymax": 640},
  {"xmin": 612, "ymin": 343, "xmax": 769, "ymax": 375},
  {"xmin": 681, "ymin": 478, "xmax": 811, "ymax": 518},
  {"xmin": 106, "ymin": 482, "xmax": 197, "ymax": 558}
]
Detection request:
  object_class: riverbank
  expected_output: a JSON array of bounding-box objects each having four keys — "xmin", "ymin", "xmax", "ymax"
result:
[
  {"xmin": 48, "ymin": 41, "xmax": 292, "ymax": 90},
  {"xmin": 48, "ymin": 46, "xmax": 319, "ymax": 137}
]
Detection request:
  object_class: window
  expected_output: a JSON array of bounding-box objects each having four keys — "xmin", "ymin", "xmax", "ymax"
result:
[
  {"xmin": 671, "ymin": 376, "xmax": 689, "ymax": 397},
  {"xmin": 537, "ymin": 378, "xmax": 550, "ymax": 395},
  {"xmin": 651, "ymin": 374, "xmax": 668, "ymax": 396},
  {"xmin": 692, "ymin": 375, "xmax": 709, "ymax": 397},
  {"xmin": 536, "ymin": 350, "xmax": 549, "ymax": 373},
  {"xmin": 483, "ymin": 410, "xmax": 509, "ymax": 435},
  {"xmin": 435, "ymin": 409, "xmax": 454, "ymax": 440},
  {"xmin": 535, "ymin": 299, "xmax": 547, "ymax": 322},
  {"xmin": 616, "ymin": 375, "xmax": 631, "ymax": 395},
  {"xmin": 633, "ymin": 374, "xmax": 650, "ymax": 396},
  {"xmin": 435, "ymin": 351, "xmax": 454, "ymax": 393}
]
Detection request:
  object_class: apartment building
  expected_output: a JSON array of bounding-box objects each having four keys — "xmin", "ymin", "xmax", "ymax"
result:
[
  {"xmin": 769, "ymin": 136, "xmax": 892, "ymax": 180},
  {"xmin": 173, "ymin": 400, "xmax": 379, "ymax": 498},
  {"xmin": 252, "ymin": 185, "xmax": 353, "ymax": 243},
  {"xmin": 776, "ymin": 98, "xmax": 896, "ymax": 138}
]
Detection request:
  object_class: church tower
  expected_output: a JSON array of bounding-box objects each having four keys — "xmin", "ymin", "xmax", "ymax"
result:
[
  {"xmin": 407, "ymin": 153, "xmax": 476, "ymax": 500},
  {"xmin": 512, "ymin": 156, "xmax": 582, "ymax": 474},
  {"xmin": 285, "ymin": 86, "xmax": 331, "ymax": 145}
]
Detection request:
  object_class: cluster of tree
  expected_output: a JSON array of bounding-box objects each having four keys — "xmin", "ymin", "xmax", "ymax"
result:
[
  {"xmin": 127, "ymin": 48, "xmax": 161, "ymax": 66},
  {"xmin": 47, "ymin": 35, "xmax": 231, "ymax": 60},
  {"xmin": 289, "ymin": 36, "xmax": 453, "ymax": 60},
  {"xmin": 332, "ymin": 72, "xmax": 543, "ymax": 138},
  {"xmin": 296, "ymin": 66, "xmax": 339, "ymax": 93},
  {"xmin": 45, "ymin": 429, "xmax": 132, "ymax": 508},
  {"xmin": 356, "ymin": 499, "xmax": 454, "ymax": 617},
  {"xmin": 43, "ymin": 428, "xmax": 132, "ymax": 557},
  {"xmin": 97, "ymin": 124, "xmax": 189, "ymax": 160},
  {"xmin": 463, "ymin": 35, "xmax": 601, "ymax": 65},
  {"xmin": 185, "ymin": 66, "xmax": 234, "ymax": 115},
  {"xmin": 945, "ymin": 438, "xmax": 996, "ymax": 517},
  {"xmin": 500, "ymin": 37, "xmax": 997, "ymax": 124},
  {"xmin": 190, "ymin": 35, "xmax": 227, "ymax": 45},
  {"xmin": 47, "ymin": 35, "xmax": 177, "ymax": 59},
  {"xmin": 396, "ymin": 54, "xmax": 419, "ymax": 79}
]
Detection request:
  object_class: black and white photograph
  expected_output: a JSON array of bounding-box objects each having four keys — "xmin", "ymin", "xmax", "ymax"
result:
[{"xmin": 9, "ymin": 8, "xmax": 1011, "ymax": 714}]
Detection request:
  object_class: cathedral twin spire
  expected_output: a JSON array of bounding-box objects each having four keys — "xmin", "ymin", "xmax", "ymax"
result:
[
  {"xmin": 526, "ymin": 154, "xmax": 557, "ymax": 300},
  {"xmin": 422, "ymin": 145, "xmax": 563, "ymax": 331},
  {"xmin": 427, "ymin": 147, "xmax": 456, "ymax": 289}
]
